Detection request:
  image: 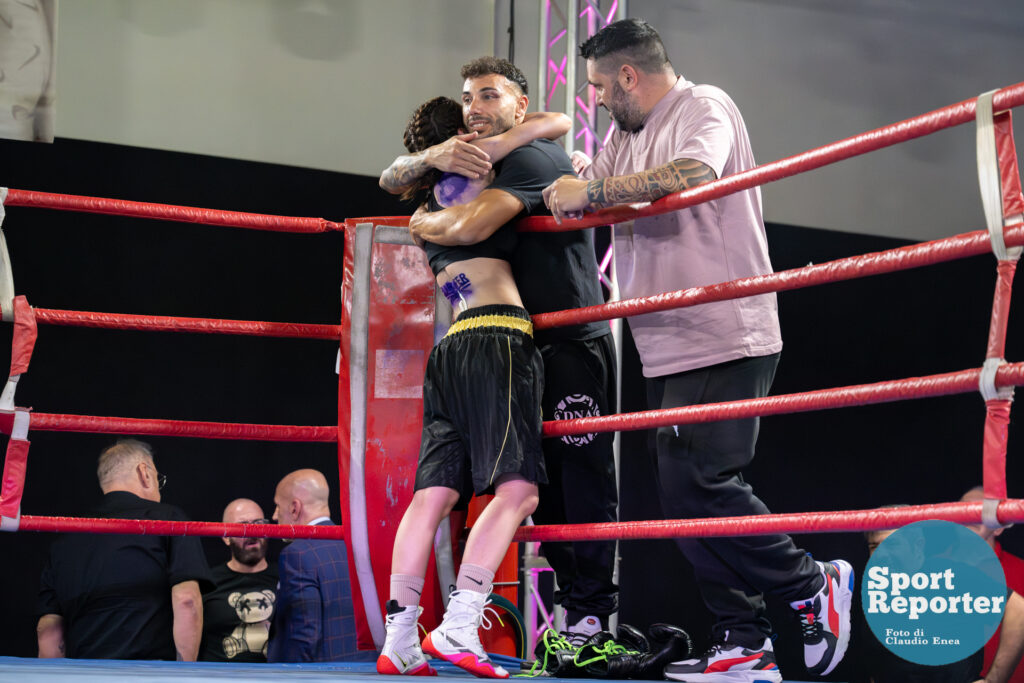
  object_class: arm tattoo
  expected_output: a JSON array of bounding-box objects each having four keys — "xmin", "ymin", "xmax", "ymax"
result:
[
  {"xmin": 594, "ymin": 158, "xmax": 717, "ymax": 205},
  {"xmin": 380, "ymin": 151, "xmax": 430, "ymax": 192}
]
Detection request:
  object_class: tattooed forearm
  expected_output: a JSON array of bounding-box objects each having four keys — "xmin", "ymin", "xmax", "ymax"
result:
[
  {"xmin": 379, "ymin": 151, "xmax": 431, "ymax": 193},
  {"xmin": 587, "ymin": 158, "xmax": 717, "ymax": 205}
]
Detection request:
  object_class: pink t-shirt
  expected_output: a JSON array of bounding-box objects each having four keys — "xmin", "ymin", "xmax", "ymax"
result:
[{"xmin": 584, "ymin": 77, "xmax": 782, "ymax": 377}]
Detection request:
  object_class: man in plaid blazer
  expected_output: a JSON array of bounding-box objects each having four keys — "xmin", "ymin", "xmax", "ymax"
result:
[{"xmin": 267, "ymin": 469, "xmax": 368, "ymax": 662}]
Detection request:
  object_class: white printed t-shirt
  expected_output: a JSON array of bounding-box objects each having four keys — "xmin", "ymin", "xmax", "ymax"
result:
[{"xmin": 583, "ymin": 76, "xmax": 782, "ymax": 377}]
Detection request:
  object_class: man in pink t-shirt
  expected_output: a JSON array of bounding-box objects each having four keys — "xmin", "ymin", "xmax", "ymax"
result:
[{"xmin": 542, "ymin": 18, "xmax": 853, "ymax": 683}]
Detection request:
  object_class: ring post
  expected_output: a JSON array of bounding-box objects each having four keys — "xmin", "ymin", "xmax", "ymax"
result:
[
  {"xmin": 975, "ymin": 90, "xmax": 1024, "ymax": 512},
  {"xmin": 0, "ymin": 187, "xmax": 15, "ymax": 323},
  {"xmin": 338, "ymin": 219, "xmax": 440, "ymax": 651},
  {"xmin": 345, "ymin": 222, "xmax": 385, "ymax": 646}
]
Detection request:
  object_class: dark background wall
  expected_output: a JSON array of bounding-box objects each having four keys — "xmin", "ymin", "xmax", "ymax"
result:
[{"xmin": 1, "ymin": 137, "xmax": 1022, "ymax": 681}]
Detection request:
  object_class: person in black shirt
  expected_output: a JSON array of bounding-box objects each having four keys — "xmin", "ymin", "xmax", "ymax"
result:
[
  {"xmin": 200, "ymin": 498, "xmax": 278, "ymax": 662},
  {"xmin": 380, "ymin": 56, "xmax": 619, "ymax": 647},
  {"xmin": 36, "ymin": 439, "xmax": 212, "ymax": 660}
]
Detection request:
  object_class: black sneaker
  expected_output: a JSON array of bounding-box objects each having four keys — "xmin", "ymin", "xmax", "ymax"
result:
[
  {"xmin": 573, "ymin": 631, "xmax": 645, "ymax": 679},
  {"xmin": 663, "ymin": 638, "xmax": 782, "ymax": 683},
  {"xmin": 523, "ymin": 629, "xmax": 581, "ymax": 678}
]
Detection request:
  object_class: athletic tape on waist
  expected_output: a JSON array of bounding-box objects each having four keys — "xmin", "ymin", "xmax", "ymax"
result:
[{"xmin": 445, "ymin": 314, "xmax": 533, "ymax": 338}]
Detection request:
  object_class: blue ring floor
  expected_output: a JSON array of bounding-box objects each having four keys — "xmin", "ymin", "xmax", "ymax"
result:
[{"xmin": 0, "ymin": 655, "xmax": 821, "ymax": 682}]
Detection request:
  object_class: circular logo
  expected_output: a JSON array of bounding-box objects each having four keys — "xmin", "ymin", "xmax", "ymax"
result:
[
  {"xmin": 862, "ymin": 519, "xmax": 1006, "ymax": 665},
  {"xmin": 554, "ymin": 393, "xmax": 600, "ymax": 446}
]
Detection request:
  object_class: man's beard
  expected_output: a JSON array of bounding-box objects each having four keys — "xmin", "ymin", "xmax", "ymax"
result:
[
  {"xmin": 607, "ymin": 81, "xmax": 645, "ymax": 133},
  {"xmin": 229, "ymin": 538, "xmax": 267, "ymax": 566},
  {"xmin": 465, "ymin": 111, "xmax": 516, "ymax": 139}
]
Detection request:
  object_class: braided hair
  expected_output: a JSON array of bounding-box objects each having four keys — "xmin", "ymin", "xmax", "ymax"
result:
[{"xmin": 400, "ymin": 96, "xmax": 463, "ymax": 203}]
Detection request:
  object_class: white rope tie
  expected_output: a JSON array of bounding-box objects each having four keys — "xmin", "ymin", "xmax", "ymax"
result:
[
  {"xmin": 0, "ymin": 375, "xmax": 20, "ymax": 412},
  {"xmin": 11, "ymin": 408, "xmax": 29, "ymax": 441},
  {"xmin": 979, "ymin": 357, "xmax": 1014, "ymax": 402},
  {"xmin": 976, "ymin": 90, "xmax": 1022, "ymax": 262},
  {"xmin": 981, "ymin": 498, "xmax": 1008, "ymax": 530}
]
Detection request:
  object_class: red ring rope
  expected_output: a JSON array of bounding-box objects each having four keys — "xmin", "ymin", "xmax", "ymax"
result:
[
  {"xmin": 19, "ymin": 413, "xmax": 337, "ymax": 442},
  {"xmin": 543, "ymin": 363, "xmax": 1024, "ymax": 439},
  {"xmin": 2, "ymin": 189, "xmax": 342, "ymax": 234},
  {"xmin": 18, "ymin": 501, "xmax": 1023, "ymax": 541},
  {"xmin": 533, "ymin": 224, "xmax": 1024, "ymax": 330},
  {"xmin": 512, "ymin": 501, "xmax": 1024, "ymax": 543},
  {"xmin": 16, "ymin": 517, "xmax": 344, "ymax": 539},
  {"xmin": 518, "ymin": 80, "xmax": 1024, "ymax": 232},
  {"xmin": 33, "ymin": 308, "xmax": 342, "ymax": 340}
]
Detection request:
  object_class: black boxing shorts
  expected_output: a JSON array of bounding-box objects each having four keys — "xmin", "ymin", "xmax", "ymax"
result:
[{"xmin": 415, "ymin": 304, "xmax": 547, "ymax": 508}]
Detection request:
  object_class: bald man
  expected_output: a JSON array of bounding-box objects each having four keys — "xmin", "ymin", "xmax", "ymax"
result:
[
  {"xmin": 267, "ymin": 469, "xmax": 366, "ymax": 662},
  {"xmin": 199, "ymin": 499, "xmax": 278, "ymax": 662}
]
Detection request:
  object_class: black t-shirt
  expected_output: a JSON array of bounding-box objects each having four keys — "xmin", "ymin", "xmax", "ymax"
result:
[
  {"xmin": 425, "ymin": 139, "xmax": 608, "ymax": 345},
  {"xmin": 36, "ymin": 491, "xmax": 213, "ymax": 660},
  {"xmin": 200, "ymin": 562, "xmax": 279, "ymax": 662},
  {"xmin": 492, "ymin": 140, "xmax": 608, "ymax": 345}
]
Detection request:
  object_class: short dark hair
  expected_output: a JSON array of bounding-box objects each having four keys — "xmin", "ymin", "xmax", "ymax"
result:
[
  {"xmin": 400, "ymin": 96, "xmax": 463, "ymax": 202},
  {"xmin": 460, "ymin": 56, "xmax": 528, "ymax": 96},
  {"xmin": 579, "ymin": 18, "xmax": 670, "ymax": 74}
]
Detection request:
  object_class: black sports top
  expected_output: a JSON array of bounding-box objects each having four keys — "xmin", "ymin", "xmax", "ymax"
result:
[{"xmin": 423, "ymin": 140, "xmax": 607, "ymax": 344}]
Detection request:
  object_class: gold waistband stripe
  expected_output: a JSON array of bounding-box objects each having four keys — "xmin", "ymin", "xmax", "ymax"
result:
[{"xmin": 445, "ymin": 314, "xmax": 533, "ymax": 338}]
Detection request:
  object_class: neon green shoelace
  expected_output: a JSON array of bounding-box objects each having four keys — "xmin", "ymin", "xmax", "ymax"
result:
[
  {"xmin": 573, "ymin": 639, "xmax": 640, "ymax": 667},
  {"xmin": 518, "ymin": 629, "xmax": 575, "ymax": 678}
]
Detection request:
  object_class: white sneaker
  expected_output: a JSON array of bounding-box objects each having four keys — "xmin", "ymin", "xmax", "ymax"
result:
[
  {"xmin": 789, "ymin": 559, "xmax": 854, "ymax": 676},
  {"xmin": 421, "ymin": 589, "xmax": 508, "ymax": 678},
  {"xmin": 377, "ymin": 600, "xmax": 437, "ymax": 676},
  {"xmin": 663, "ymin": 637, "xmax": 782, "ymax": 683},
  {"xmin": 564, "ymin": 613, "xmax": 603, "ymax": 648}
]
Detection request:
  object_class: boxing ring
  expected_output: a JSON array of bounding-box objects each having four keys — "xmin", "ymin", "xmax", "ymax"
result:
[{"xmin": 1, "ymin": 81, "xmax": 1024, "ymax": 681}]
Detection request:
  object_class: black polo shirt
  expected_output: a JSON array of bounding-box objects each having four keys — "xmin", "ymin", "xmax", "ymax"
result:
[{"xmin": 37, "ymin": 491, "xmax": 212, "ymax": 660}]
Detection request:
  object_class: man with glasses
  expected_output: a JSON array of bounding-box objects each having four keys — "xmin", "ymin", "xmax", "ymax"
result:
[
  {"xmin": 199, "ymin": 498, "xmax": 278, "ymax": 662},
  {"xmin": 37, "ymin": 439, "xmax": 211, "ymax": 661}
]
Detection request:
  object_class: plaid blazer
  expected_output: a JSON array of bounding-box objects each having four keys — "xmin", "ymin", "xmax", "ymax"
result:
[{"xmin": 267, "ymin": 521, "xmax": 368, "ymax": 662}]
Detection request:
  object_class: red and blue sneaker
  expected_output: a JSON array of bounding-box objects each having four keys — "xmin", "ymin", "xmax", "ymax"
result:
[
  {"xmin": 663, "ymin": 638, "xmax": 782, "ymax": 682},
  {"xmin": 789, "ymin": 559, "xmax": 854, "ymax": 676}
]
